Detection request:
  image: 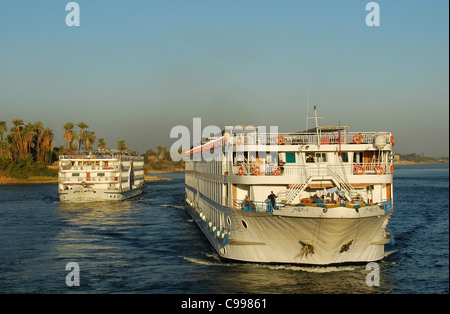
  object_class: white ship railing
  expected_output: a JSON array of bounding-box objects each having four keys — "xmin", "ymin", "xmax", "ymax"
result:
[
  {"xmin": 59, "ymin": 154, "xmax": 143, "ymax": 161},
  {"xmin": 231, "ymin": 197, "xmax": 393, "ymax": 213},
  {"xmin": 228, "ymin": 132, "xmax": 392, "ymax": 146},
  {"xmin": 232, "ymin": 199, "xmax": 284, "ymax": 213},
  {"xmin": 60, "ymin": 166, "xmax": 121, "ymax": 171},
  {"xmin": 231, "ymin": 162, "xmax": 393, "ymax": 176}
]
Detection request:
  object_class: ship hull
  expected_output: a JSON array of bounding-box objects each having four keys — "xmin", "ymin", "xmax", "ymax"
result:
[
  {"xmin": 58, "ymin": 186, "xmax": 144, "ymax": 202},
  {"xmin": 185, "ymin": 200, "xmax": 392, "ymax": 265}
]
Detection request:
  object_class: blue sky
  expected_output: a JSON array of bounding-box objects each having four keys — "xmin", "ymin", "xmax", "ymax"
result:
[{"xmin": 0, "ymin": 0, "xmax": 448, "ymax": 156}]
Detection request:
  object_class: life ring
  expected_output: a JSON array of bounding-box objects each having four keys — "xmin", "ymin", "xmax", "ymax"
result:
[
  {"xmin": 238, "ymin": 166, "xmax": 245, "ymax": 175},
  {"xmin": 252, "ymin": 166, "xmax": 261, "ymax": 176},
  {"xmin": 355, "ymin": 165, "xmax": 365, "ymax": 175},
  {"xmin": 275, "ymin": 135, "xmax": 285, "ymax": 145},
  {"xmin": 353, "ymin": 134, "xmax": 363, "ymax": 144},
  {"xmin": 236, "ymin": 136, "xmax": 243, "ymax": 145},
  {"xmin": 272, "ymin": 166, "xmax": 281, "ymax": 176},
  {"xmin": 375, "ymin": 165, "xmax": 384, "ymax": 175},
  {"xmin": 390, "ymin": 135, "xmax": 395, "ymax": 147}
]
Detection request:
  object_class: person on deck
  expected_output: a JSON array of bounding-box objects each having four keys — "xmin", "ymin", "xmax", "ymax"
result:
[{"xmin": 268, "ymin": 191, "xmax": 278, "ymax": 212}]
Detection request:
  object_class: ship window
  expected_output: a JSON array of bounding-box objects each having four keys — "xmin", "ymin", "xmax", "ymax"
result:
[
  {"xmin": 341, "ymin": 152, "xmax": 349, "ymax": 163},
  {"xmin": 72, "ymin": 173, "xmax": 79, "ymax": 177},
  {"xmin": 286, "ymin": 153, "xmax": 296, "ymax": 163},
  {"xmin": 353, "ymin": 152, "xmax": 363, "ymax": 164},
  {"xmin": 97, "ymin": 173, "xmax": 105, "ymax": 177},
  {"xmin": 315, "ymin": 153, "xmax": 327, "ymax": 163}
]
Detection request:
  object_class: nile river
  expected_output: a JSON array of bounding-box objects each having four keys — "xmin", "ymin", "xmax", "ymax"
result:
[{"xmin": 0, "ymin": 165, "xmax": 448, "ymax": 294}]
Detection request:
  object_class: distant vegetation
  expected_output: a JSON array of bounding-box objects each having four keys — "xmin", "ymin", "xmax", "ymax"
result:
[
  {"xmin": 0, "ymin": 119, "xmax": 57, "ymax": 179},
  {"xmin": 142, "ymin": 146, "xmax": 184, "ymax": 173},
  {"xmin": 0, "ymin": 119, "xmax": 134, "ymax": 180},
  {"xmin": 397, "ymin": 153, "xmax": 448, "ymax": 164}
]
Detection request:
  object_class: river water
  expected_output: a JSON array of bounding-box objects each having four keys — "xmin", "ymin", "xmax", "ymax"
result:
[{"xmin": 0, "ymin": 164, "xmax": 448, "ymax": 294}]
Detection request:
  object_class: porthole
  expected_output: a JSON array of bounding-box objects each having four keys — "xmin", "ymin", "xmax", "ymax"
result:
[{"xmin": 241, "ymin": 220, "xmax": 248, "ymax": 229}]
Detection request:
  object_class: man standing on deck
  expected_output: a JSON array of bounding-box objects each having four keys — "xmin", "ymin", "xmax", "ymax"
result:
[{"xmin": 268, "ymin": 191, "xmax": 277, "ymax": 212}]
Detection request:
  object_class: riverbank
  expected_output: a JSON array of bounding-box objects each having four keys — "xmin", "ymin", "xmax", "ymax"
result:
[
  {"xmin": 394, "ymin": 160, "xmax": 449, "ymax": 165},
  {"xmin": 0, "ymin": 175, "xmax": 58, "ymax": 185}
]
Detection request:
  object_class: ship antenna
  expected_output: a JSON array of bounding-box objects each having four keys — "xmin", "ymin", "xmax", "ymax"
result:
[
  {"xmin": 314, "ymin": 105, "xmax": 319, "ymax": 129},
  {"xmin": 305, "ymin": 88, "xmax": 310, "ymax": 131}
]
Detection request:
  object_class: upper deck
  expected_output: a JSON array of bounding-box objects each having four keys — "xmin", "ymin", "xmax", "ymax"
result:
[{"xmin": 184, "ymin": 128, "xmax": 395, "ymax": 204}]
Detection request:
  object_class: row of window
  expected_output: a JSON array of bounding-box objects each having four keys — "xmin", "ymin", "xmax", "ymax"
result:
[{"xmin": 185, "ymin": 173, "xmax": 223, "ymax": 205}]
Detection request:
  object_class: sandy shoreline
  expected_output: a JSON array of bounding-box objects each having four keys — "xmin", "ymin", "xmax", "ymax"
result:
[{"xmin": 394, "ymin": 161, "xmax": 448, "ymax": 165}]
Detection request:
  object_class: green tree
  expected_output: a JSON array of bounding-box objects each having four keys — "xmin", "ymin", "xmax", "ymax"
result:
[
  {"xmin": 117, "ymin": 140, "xmax": 127, "ymax": 151},
  {"xmin": 42, "ymin": 127, "xmax": 54, "ymax": 163},
  {"xmin": 11, "ymin": 118, "xmax": 24, "ymax": 160},
  {"xmin": 77, "ymin": 122, "xmax": 89, "ymax": 153},
  {"xmin": 62, "ymin": 122, "xmax": 75, "ymax": 152},
  {"xmin": 84, "ymin": 131, "xmax": 96, "ymax": 151},
  {"xmin": 97, "ymin": 138, "xmax": 106, "ymax": 150},
  {"xmin": 0, "ymin": 121, "xmax": 7, "ymax": 140}
]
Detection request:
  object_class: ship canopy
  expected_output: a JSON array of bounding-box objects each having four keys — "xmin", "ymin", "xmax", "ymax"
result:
[{"xmin": 298, "ymin": 124, "xmax": 349, "ymax": 134}]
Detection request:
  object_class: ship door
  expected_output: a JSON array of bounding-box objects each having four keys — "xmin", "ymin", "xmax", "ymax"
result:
[{"xmin": 86, "ymin": 172, "xmax": 90, "ymax": 181}]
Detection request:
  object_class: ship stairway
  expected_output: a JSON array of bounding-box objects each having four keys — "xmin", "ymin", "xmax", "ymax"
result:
[
  {"xmin": 326, "ymin": 165, "xmax": 367, "ymax": 202},
  {"xmin": 280, "ymin": 167, "xmax": 312, "ymax": 204}
]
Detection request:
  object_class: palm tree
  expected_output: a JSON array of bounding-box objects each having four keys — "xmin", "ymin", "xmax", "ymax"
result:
[
  {"xmin": 77, "ymin": 122, "xmax": 89, "ymax": 153},
  {"xmin": 34, "ymin": 121, "xmax": 44, "ymax": 163},
  {"xmin": 117, "ymin": 140, "xmax": 127, "ymax": 151},
  {"xmin": 84, "ymin": 131, "xmax": 96, "ymax": 151},
  {"xmin": 0, "ymin": 121, "xmax": 8, "ymax": 160},
  {"xmin": 42, "ymin": 127, "xmax": 54, "ymax": 163},
  {"xmin": 0, "ymin": 121, "xmax": 7, "ymax": 140},
  {"xmin": 0, "ymin": 139, "xmax": 12, "ymax": 161},
  {"xmin": 62, "ymin": 122, "xmax": 75, "ymax": 152},
  {"xmin": 22, "ymin": 122, "xmax": 35, "ymax": 156},
  {"xmin": 11, "ymin": 118, "xmax": 24, "ymax": 159},
  {"xmin": 70, "ymin": 130, "xmax": 78, "ymax": 153},
  {"xmin": 97, "ymin": 138, "xmax": 106, "ymax": 150}
]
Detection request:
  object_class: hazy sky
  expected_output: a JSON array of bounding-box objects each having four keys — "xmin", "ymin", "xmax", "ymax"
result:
[{"xmin": 1, "ymin": 0, "xmax": 448, "ymax": 156}]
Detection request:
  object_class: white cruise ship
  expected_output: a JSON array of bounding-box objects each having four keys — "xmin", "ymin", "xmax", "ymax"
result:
[
  {"xmin": 184, "ymin": 110, "xmax": 395, "ymax": 265},
  {"xmin": 58, "ymin": 150, "xmax": 145, "ymax": 202}
]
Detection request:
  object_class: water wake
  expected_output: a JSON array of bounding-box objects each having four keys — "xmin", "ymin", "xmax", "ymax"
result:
[{"xmin": 161, "ymin": 204, "xmax": 185, "ymax": 210}]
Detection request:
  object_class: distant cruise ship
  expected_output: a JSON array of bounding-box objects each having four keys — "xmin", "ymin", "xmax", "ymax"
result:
[
  {"xmin": 184, "ymin": 108, "xmax": 395, "ymax": 265},
  {"xmin": 58, "ymin": 150, "xmax": 145, "ymax": 202}
]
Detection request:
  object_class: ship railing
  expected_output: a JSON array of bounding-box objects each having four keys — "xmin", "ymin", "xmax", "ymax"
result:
[
  {"xmin": 379, "ymin": 199, "xmax": 393, "ymax": 213},
  {"xmin": 232, "ymin": 198, "xmax": 285, "ymax": 213},
  {"xmin": 59, "ymin": 166, "xmax": 120, "ymax": 171},
  {"xmin": 344, "ymin": 163, "xmax": 393, "ymax": 175},
  {"xmin": 59, "ymin": 154, "xmax": 143, "ymax": 161},
  {"xmin": 228, "ymin": 132, "xmax": 391, "ymax": 146},
  {"xmin": 59, "ymin": 176, "xmax": 121, "ymax": 183},
  {"xmin": 232, "ymin": 162, "xmax": 393, "ymax": 176}
]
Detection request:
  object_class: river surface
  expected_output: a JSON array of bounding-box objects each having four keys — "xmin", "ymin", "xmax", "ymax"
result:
[{"xmin": 0, "ymin": 164, "xmax": 448, "ymax": 294}]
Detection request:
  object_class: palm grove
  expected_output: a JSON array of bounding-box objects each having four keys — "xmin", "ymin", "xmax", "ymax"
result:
[
  {"xmin": 0, "ymin": 119, "xmax": 115, "ymax": 179},
  {"xmin": 0, "ymin": 118, "xmax": 180, "ymax": 179}
]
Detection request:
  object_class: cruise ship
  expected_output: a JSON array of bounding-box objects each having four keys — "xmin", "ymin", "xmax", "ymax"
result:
[
  {"xmin": 184, "ymin": 109, "xmax": 395, "ymax": 265},
  {"xmin": 58, "ymin": 150, "xmax": 145, "ymax": 202}
]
